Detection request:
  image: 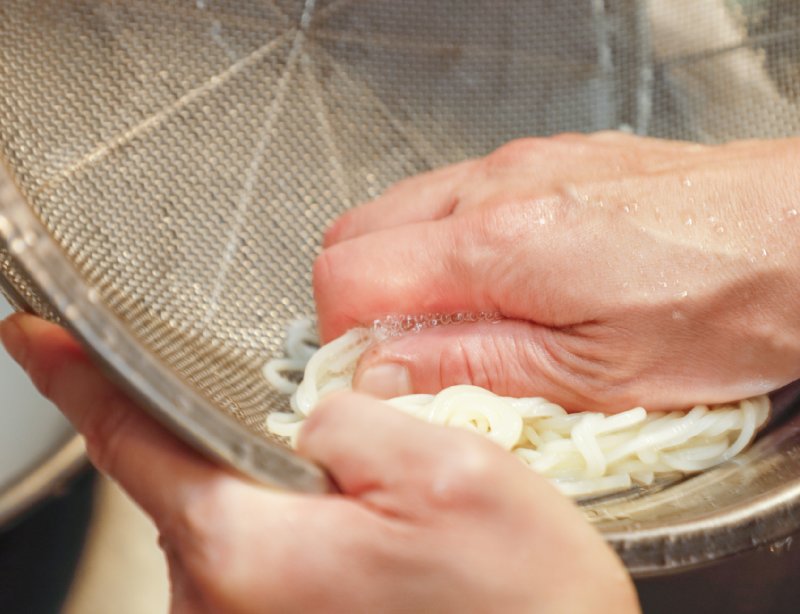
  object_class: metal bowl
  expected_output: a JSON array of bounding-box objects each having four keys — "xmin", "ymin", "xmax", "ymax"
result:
[{"xmin": 2, "ymin": 0, "xmax": 800, "ymax": 577}]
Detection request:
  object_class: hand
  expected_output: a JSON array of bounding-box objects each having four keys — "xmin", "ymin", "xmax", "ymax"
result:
[
  {"xmin": 315, "ymin": 132, "xmax": 800, "ymax": 411},
  {"xmin": 0, "ymin": 314, "xmax": 639, "ymax": 614}
]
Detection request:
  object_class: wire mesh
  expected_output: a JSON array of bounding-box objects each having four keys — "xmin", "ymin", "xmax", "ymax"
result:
[{"xmin": 0, "ymin": 0, "xmax": 798, "ymax": 445}]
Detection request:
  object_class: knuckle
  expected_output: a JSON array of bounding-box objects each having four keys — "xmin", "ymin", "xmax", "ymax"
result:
[
  {"xmin": 296, "ymin": 392, "xmax": 351, "ymax": 453},
  {"xmin": 452, "ymin": 441, "xmax": 498, "ymax": 483},
  {"xmin": 428, "ymin": 437, "xmax": 501, "ymax": 507},
  {"xmin": 436, "ymin": 333, "xmax": 521, "ymax": 395},
  {"xmin": 437, "ymin": 337, "xmax": 496, "ymax": 391},
  {"xmin": 296, "ymin": 403, "xmax": 329, "ymax": 453},
  {"xmin": 483, "ymin": 137, "xmax": 539, "ymax": 172},
  {"xmin": 525, "ymin": 331, "xmax": 614, "ymax": 410},
  {"xmin": 160, "ymin": 478, "xmax": 241, "ymax": 577}
]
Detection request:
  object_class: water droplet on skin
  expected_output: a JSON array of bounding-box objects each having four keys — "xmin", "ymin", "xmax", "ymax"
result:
[
  {"xmin": 707, "ymin": 215, "xmax": 718, "ymax": 224},
  {"xmin": 683, "ymin": 178, "xmax": 693, "ymax": 188},
  {"xmin": 761, "ymin": 248, "xmax": 768, "ymax": 258},
  {"xmin": 623, "ymin": 205, "xmax": 630, "ymax": 214},
  {"xmin": 675, "ymin": 290, "xmax": 688, "ymax": 299},
  {"xmin": 684, "ymin": 216, "xmax": 694, "ymax": 226},
  {"xmin": 716, "ymin": 226, "xmax": 726, "ymax": 234},
  {"xmin": 787, "ymin": 209, "xmax": 798, "ymax": 218}
]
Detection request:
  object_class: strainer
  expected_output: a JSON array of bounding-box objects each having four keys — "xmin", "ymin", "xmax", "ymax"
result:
[{"xmin": 2, "ymin": 0, "xmax": 800, "ymax": 575}]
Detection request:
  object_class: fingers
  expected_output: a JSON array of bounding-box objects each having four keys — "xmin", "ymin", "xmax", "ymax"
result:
[
  {"xmin": 297, "ymin": 390, "xmax": 520, "ymax": 515},
  {"xmin": 351, "ymin": 319, "xmax": 602, "ymax": 411},
  {"xmin": 0, "ymin": 314, "xmax": 222, "ymax": 523},
  {"xmin": 323, "ymin": 160, "xmax": 475, "ymax": 247},
  {"xmin": 314, "ymin": 216, "xmax": 496, "ymax": 342}
]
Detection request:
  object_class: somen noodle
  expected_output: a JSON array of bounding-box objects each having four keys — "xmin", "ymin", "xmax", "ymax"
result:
[{"xmin": 263, "ymin": 319, "xmax": 770, "ymax": 498}]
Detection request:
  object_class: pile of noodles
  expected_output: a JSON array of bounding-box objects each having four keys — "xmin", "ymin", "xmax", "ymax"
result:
[{"xmin": 263, "ymin": 319, "xmax": 770, "ymax": 498}]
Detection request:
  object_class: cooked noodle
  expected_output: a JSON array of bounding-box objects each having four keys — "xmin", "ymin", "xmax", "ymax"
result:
[{"xmin": 263, "ymin": 319, "xmax": 770, "ymax": 497}]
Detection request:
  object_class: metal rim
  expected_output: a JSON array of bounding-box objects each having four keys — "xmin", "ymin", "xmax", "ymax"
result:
[
  {"xmin": 602, "ymin": 408, "xmax": 800, "ymax": 576},
  {"xmin": 0, "ymin": 159, "xmax": 334, "ymax": 495}
]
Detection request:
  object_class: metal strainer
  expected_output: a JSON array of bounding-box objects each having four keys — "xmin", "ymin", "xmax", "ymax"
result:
[{"xmin": 2, "ymin": 0, "xmax": 800, "ymax": 575}]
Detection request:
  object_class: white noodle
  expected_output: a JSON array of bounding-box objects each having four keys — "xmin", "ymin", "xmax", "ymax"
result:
[{"xmin": 262, "ymin": 319, "xmax": 771, "ymax": 498}]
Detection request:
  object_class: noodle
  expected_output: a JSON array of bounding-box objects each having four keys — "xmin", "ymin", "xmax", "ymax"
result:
[{"xmin": 263, "ymin": 319, "xmax": 770, "ymax": 497}]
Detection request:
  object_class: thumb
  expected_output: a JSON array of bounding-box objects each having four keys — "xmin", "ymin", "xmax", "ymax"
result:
[{"xmin": 352, "ymin": 319, "xmax": 598, "ymax": 411}]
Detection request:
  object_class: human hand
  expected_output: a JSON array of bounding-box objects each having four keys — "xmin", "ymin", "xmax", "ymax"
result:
[
  {"xmin": 0, "ymin": 314, "xmax": 639, "ymax": 614},
  {"xmin": 315, "ymin": 132, "xmax": 800, "ymax": 411}
]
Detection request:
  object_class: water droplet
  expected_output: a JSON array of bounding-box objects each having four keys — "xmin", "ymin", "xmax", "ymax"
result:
[
  {"xmin": 623, "ymin": 205, "xmax": 630, "ymax": 214},
  {"xmin": 23, "ymin": 230, "xmax": 38, "ymax": 246},
  {"xmin": 684, "ymin": 215, "xmax": 694, "ymax": 226},
  {"xmin": 761, "ymin": 247, "xmax": 768, "ymax": 258},
  {"xmin": 768, "ymin": 536, "xmax": 793, "ymax": 555},
  {"xmin": 9, "ymin": 238, "xmax": 25, "ymax": 254},
  {"xmin": 682, "ymin": 178, "xmax": 693, "ymax": 188},
  {"xmin": 64, "ymin": 304, "xmax": 80, "ymax": 321},
  {"xmin": 707, "ymin": 215, "xmax": 718, "ymax": 224},
  {"xmin": 715, "ymin": 226, "xmax": 726, "ymax": 234},
  {"xmin": 674, "ymin": 290, "xmax": 688, "ymax": 299},
  {"xmin": 787, "ymin": 208, "xmax": 798, "ymax": 218}
]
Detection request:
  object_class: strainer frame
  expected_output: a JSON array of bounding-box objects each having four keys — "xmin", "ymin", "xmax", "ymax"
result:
[
  {"xmin": 5, "ymin": 154, "xmax": 800, "ymax": 575},
  {"xmin": 0, "ymin": 159, "xmax": 334, "ymax": 495}
]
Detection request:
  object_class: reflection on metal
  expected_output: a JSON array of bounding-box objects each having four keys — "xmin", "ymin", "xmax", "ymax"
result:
[{"xmin": 0, "ymin": 435, "xmax": 86, "ymax": 526}]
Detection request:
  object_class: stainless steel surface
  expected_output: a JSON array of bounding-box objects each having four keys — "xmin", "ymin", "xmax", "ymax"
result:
[
  {"xmin": 1, "ymin": 0, "xmax": 799, "ymax": 573},
  {"xmin": 591, "ymin": 388, "xmax": 800, "ymax": 575}
]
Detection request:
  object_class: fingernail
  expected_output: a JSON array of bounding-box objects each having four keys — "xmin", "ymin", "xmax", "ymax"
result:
[
  {"xmin": 355, "ymin": 363, "xmax": 412, "ymax": 399},
  {"xmin": 0, "ymin": 316, "xmax": 28, "ymax": 366}
]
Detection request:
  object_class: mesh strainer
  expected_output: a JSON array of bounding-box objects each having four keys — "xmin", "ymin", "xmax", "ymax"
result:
[{"xmin": 2, "ymin": 0, "xmax": 800, "ymax": 574}]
